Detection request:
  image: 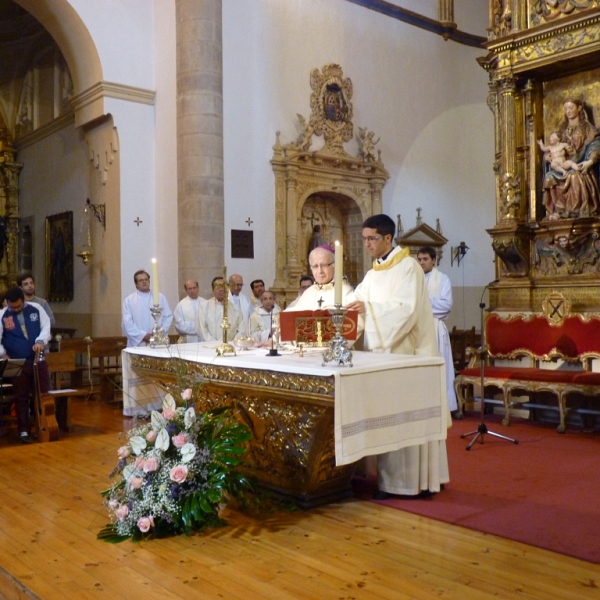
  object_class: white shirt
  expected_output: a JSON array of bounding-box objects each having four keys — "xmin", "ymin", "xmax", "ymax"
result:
[{"xmin": 174, "ymin": 296, "xmax": 206, "ymax": 343}]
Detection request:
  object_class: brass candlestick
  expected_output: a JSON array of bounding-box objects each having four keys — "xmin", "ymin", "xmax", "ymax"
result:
[
  {"xmin": 322, "ymin": 305, "xmax": 353, "ymax": 367},
  {"xmin": 216, "ymin": 266, "xmax": 236, "ymax": 356}
]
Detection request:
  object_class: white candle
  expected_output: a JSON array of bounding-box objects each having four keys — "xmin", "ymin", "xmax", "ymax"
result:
[
  {"xmin": 151, "ymin": 258, "xmax": 159, "ymax": 305},
  {"xmin": 334, "ymin": 240, "xmax": 343, "ymax": 305}
]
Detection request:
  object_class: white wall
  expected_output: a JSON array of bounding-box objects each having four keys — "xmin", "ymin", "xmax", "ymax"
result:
[
  {"xmin": 222, "ymin": 0, "xmax": 495, "ymax": 314},
  {"xmin": 17, "ymin": 123, "xmax": 91, "ymax": 320}
]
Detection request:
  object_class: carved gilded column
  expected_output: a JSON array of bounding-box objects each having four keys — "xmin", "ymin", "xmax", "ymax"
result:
[
  {"xmin": 285, "ymin": 166, "xmax": 301, "ymax": 281},
  {"xmin": 176, "ymin": 0, "xmax": 223, "ymax": 295}
]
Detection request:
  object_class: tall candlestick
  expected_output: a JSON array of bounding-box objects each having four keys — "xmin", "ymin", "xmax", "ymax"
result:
[
  {"xmin": 334, "ymin": 240, "xmax": 343, "ymax": 305},
  {"xmin": 151, "ymin": 258, "xmax": 159, "ymax": 305}
]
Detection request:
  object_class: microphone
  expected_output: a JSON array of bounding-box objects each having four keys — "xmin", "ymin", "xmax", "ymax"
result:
[
  {"xmin": 267, "ymin": 308, "xmax": 280, "ymax": 356},
  {"xmin": 480, "ymin": 280, "xmax": 499, "ymax": 308}
]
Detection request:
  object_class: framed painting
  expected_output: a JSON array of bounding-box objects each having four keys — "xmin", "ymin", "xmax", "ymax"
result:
[{"xmin": 45, "ymin": 211, "xmax": 74, "ymax": 302}]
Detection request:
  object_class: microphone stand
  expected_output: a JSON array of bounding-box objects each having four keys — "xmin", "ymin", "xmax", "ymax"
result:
[{"xmin": 461, "ymin": 290, "xmax": 518, "ymax": 450}]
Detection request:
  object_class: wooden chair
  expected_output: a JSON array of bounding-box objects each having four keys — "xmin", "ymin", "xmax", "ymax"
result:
[
  {"xmin": 450, "ymin": 326, "xmax": 477, "ymax": 375},
  {"xmin": 89, "ymin": 337, "xmax": 127, "ymax": 403},
  {"xmin": 45, "ymin": 351, "xmax": 89, "ymax": 432}
]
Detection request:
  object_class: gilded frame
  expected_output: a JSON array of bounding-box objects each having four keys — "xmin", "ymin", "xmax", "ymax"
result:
[{"xmin": 45, "ymin": 211, "xmax": 73, "ymax": 302}]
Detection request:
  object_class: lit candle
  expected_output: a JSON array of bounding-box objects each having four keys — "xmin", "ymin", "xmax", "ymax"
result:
[
  {"xmin": 334, "ymin": 240, "xmax": 343, "ymax": 305},
  {"xmin": 151, "ymin": 258, "xmax": 159, "ymax": 305}
]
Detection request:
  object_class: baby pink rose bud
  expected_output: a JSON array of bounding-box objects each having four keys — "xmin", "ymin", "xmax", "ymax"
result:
[
  {"xmin": 181, "ymin": 388, "xmax": 193, "ymax": 401},
  {"xmin": 172, "ymin": 433, "xmax": 188, "ymax": 448},
  {"xmin": 143, "ymin": 457, "xmax": 159, "ymax": 472},
  {"xmin": 169, "ymin": 465, "xmax": 188, "ymax": 483},
  {"xmin": 117, "ymin": 446, "xmax": 131, "ymax": 459},
  {"xmin": 162, "ymin": 407, "xmax": 176, "ymax": 420},
  {"xmin": 137, "ymin": 516, "xmax": 154, "ymax": 533},
  {"xmin": 130, "ymin": 476, "xmax": 144, "ymax": 489},
  {"xmin": 115, "ymin": 505, "xmax": 129, "ymax": 521},
  {"xmin": 146, "ymin": 430, "xmax": 157, "ymax": 443}
]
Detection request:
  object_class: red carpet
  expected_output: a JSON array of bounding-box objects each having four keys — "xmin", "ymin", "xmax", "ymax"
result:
[{"xmin": 352, "ymin": 413, "xmax": 600, "ymax": 563}]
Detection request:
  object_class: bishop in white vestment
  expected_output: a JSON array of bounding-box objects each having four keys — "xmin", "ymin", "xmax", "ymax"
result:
[{"xmin": 348, "ymin": 215, "xmax": 450, "ymax": 498}]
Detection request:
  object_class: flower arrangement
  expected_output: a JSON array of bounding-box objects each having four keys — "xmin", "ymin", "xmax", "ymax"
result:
[{"xmin": 97, "ymin": 388, "xmax": 252, "ymax": 543}]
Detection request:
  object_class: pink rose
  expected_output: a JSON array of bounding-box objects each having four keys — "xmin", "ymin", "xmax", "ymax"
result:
[
  {"xmin": 162, "ymin": 407, "xmax": 176, "ymax": 420},
  {"xmin": 172, "ymin": 433, "xmax": 188, "ymax": 448},
  {"xmin": 181, "ymin": 388, "xmax": 193, "ymax": 401},
  {"xmin": 117, "ymin": 446, "xmax": 131, "ymax": 459},
  {"xmin": 146, "ymin": 430, "xmax": 157, "ymax": 443},
  {"xmin": 137, "ymin": 516, "xmax": 154, "ymax": 533},
  {"xmin": 130, "ymin": 476, "xmax": 144, "ymax": 489},
  {"xmin": 143, "ymin": 457, "xmax": 159, "ymax": 472},
  {"xmin": 115, "ymin": 505, "xmax": 129, "ymax": 521},
  {"xmin": 107, "ymin": 499, "xmax": 118, "ymax": 510},
  {"xmin": 134, "ymin": 457, "xmax": 146, "ymax": 469},
  {"xmin": 169, "ymin": 465, "xmax": 188, "ymax": 483}
]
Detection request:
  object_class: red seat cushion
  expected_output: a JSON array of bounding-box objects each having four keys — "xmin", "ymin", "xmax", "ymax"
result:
[
  {"xmin": 571, "ymin": 372, "xmax": 600, "ymax": 386},
  {"xmin": 459, "ymin": 366, "xmax": 578, "ymax": 384}
]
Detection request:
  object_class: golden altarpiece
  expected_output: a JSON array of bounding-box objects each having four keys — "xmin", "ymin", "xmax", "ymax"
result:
[
  {"xmin": 0, "ymin": 118, "xmax": 22, "ymax": 291},
  {"xmin": 271, "ymin": 64, "xmax": 389, "ymax": 305},
  {"xmin": 482, "ymin": 1, "xmax": 600, "ymax": 312}
]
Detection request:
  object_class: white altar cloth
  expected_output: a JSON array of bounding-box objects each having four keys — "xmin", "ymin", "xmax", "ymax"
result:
[{"xmin": 122, "ymin": 343, "xmax": 447, "ymax": 466}]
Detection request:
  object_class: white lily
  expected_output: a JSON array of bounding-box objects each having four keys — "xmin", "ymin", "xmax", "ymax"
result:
[
  {"xmin": 123, "ymin": 464, "xmax": 136, "ymax": 481},
  {"xmin": 184, "ymin": 407, "xmax": 196, "ymax": 428},
  {"xmin": 151, "ymin": 410, "xmax": 166, "ymax": 431},
  {"xmin": 163, "ymin": 393, "xmax": 177, "ymax": 411},
  {"xmin": 129, "ymin": 436, "xmax": 147, "ymax": 455},
  {"xmin": 180, "ymin": 442, "xmax": 197, "ymax": 463},
  {"xmin": 155, "ymin": 428, "xmax": 170, "ymax": 451}
]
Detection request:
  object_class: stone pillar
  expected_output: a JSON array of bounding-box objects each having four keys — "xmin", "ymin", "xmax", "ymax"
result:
[{"xmin": 176, "ymin": 0, "xmax": 223, "ymax": 296}]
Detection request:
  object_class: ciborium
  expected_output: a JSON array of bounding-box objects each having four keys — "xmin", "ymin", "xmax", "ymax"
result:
[
  {"xmin": 322, "ymin": 305, "xmax": 353, "ymax": 367},
  {"xmin": 149, "ymin": 305, "xmax": 170, "ymax": 347}
]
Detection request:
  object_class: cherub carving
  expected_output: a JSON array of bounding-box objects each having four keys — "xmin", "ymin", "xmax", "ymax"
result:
[
  {"xmin": 296, "ymin": 113, "xmax": 314, "ymax": 151},
  {"xmin": 357, "ymin": 127, "xmax": 380, "ymax": 162}
]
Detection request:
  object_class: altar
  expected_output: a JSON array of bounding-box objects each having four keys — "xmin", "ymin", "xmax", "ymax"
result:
[{"xmin": 123, "ymin": 343, "xmax": 447, "ymax": 506}]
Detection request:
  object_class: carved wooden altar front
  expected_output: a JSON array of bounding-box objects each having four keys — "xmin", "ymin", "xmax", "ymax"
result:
[
  {"xmin": 481, "ymin": 2, "xmax": 600, "ymax": 312},
  {"xmin": 271, "ymin": 65, "xmax": 389, "ymax": 305}
]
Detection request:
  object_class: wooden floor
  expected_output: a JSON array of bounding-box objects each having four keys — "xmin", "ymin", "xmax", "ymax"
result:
[{"xmin": 0, "ymin": 399, "xmax": 599, "ymax": 600}]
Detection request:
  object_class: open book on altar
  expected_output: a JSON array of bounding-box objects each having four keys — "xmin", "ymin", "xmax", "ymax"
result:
[{"xmin": 279, "ymin": 309, "xmax": 359, "ymax": 343}]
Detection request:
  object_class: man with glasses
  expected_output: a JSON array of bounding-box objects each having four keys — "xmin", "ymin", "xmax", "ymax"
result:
[
  {"xmin": 285, "ymin": 245, "xmax": 354, "ymax": 311},
  {"xmin": 346, "ymin": 214, "xmax": 449, "ymax": 499},
  {"xmin": 122, "ymin": 269, "xmax": 173, "ymax": 347}
]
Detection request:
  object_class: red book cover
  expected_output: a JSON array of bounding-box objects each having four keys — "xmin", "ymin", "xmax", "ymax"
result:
[{"xmin": 279, "ymin": 310, "xmax": 358, "ymax": 343}]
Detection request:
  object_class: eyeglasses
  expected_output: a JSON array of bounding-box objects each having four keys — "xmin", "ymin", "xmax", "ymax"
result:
[
  {"xmin": 310, "ymin": 262, "xmax": 334, "ymax": 270},
  {"xmin": 136, "ymin": 277, "xmax": 150, "ymax": 283},
  {"xmin": 362, "ymin": 235, "xmax": 382, "ymax": 243}
]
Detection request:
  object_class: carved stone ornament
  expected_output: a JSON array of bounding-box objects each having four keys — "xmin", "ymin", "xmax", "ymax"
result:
[
  {"xmin": 308, "ymin": 64, "xmax": 354, "ymax": 155},
  {"xmin": 492, "ymin": 235, "xmax": 529, "ymax": 277},
  {"xmin": 533, "ymin": 230, "xmax": 600, "ymax": 275}
]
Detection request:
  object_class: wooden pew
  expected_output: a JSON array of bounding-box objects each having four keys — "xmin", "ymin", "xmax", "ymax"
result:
[
  {"xmin": 45, "ymin": 351, "xmax": 89, "ymax": 432},
  {"xmin": 88, "ymin": 337, "xmax": 127, "ymax": 403}
]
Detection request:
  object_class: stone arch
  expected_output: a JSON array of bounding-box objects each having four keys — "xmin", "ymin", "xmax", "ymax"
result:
[{"xmin": 14, "ymin": 0, "xmax": 104, "ymax": 125}]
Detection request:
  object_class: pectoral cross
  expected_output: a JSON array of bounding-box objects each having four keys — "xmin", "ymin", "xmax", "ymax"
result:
[{"xmin": 317, "ymin": 296, "xmax": 324, "ymax": 308}]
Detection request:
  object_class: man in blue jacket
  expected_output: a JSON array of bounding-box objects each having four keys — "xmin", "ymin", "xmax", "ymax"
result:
[{"xmin": 0, "ymin": 287, "xmax": 51, "ymax": 443}]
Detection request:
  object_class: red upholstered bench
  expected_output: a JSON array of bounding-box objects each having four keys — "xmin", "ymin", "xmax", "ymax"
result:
[{"xmin": 454, "ymin": 308, "xmax": 600, "ymax": 433}]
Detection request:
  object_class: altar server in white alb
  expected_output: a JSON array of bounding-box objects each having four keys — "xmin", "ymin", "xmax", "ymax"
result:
[
  {"xmin": 195, "ymin": 276, "xmax": 245, "ymax": 341},
  {"xmin": 417, "ymin": 246, "xmax": 458, "ymax": 415},
  {"xmin": 346, "ymin": 214, "xmax": 449, "ymax": 499},
  {"xmin": 285, "ymin": 246, "xmax": 355, "ymax": 311},
  {"xmin": 249, "ymin": 290, "xmax": 281, "ymax": 343},
  {"xmin": 122, "ymin": 270, "xmax": 173, "ymax": 348},
  {"xmin": 174, "ymin": 280, "xmax": 206, "ymax": 343}
]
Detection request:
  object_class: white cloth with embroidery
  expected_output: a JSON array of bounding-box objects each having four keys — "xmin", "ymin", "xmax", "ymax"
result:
[
  {"xmin": 284, "ymin": 281, "xmax": 355, "ymax": 311},
  {"xmin": 249, "ymin": 305, "xmax": 282, "ymax": 342},
  {"xmin": 174, "ymin": 296, "xmax": 206, "ymax": 343}
]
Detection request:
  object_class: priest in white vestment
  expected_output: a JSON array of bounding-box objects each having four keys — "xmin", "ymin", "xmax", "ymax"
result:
[
  {"xmin": 347, "ymin": 214, "xmax": 450, "ymax": 499},
  {"xmin": 249, "ymin": 279, "xmax": 265, "ymax": 310},
  {"xmin": 286, "ymin": 246, "xmax": 355, "ymax": 311},
  {"xmin": 195, "ymin": 276, "xmax": 245, "ymax": 341},
  {"xmin": 228, "ymin": 273, "xmax": 253, "ymax": 329},
  {"xmin": 122, "ymin": 269, "xmax": 173, "ymax": 347},
  {"xmin": 249, "ymin": 290, "xmax": 282, "ymax": 342},
  {"xmin": 417, "ymin": 247, "xmax": 458, "ymax": 413},
  {"xmin": 174, "ymin": 280, "xmax": 206, "ymax": 343}
]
